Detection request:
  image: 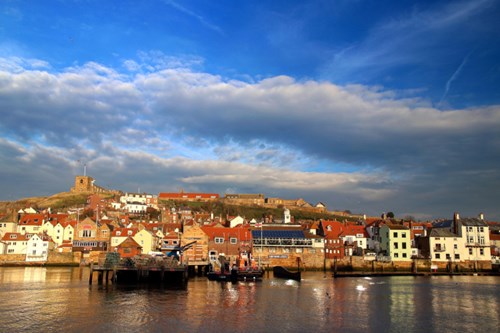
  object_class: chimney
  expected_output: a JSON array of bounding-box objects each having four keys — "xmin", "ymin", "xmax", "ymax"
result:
[
  {"xmin": 453, "ymin": 212, "xmax": 460, "ymax": 234},
  {"xmin": 479, "ymin": 213, "xmax": 484, "ymax": 220}
]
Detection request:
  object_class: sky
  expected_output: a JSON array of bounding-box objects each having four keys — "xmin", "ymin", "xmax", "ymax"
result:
[{"xmin": 1, "ymin": 0, "xmax": 499, "ymax": 221}]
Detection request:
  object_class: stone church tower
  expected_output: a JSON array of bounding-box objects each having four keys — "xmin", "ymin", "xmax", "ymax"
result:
[{"xmin": 71, "ymin": 176, "xmax": 95, "ymax": 193}]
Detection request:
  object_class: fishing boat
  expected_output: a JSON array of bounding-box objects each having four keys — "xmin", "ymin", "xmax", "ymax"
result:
[
  {"xmin": 273, "ymin": 266, "xmax": 301, "ymax": 281},
  {"xmin": 207, "ymin": 252, "xmax": 264, "ymax": 282}
]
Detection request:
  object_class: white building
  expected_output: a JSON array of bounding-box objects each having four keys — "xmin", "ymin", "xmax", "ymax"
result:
[
  {"xmin": 453, "ymin": 214, "xmax": 491, "ymax": 268},
  {"xmin": 428, "ymin": 228, "xmax": 466, "ymax": 263},
  {"xmin": 1, "ymin": 233, "xmax": 32, "ymax": 254},
  {"xmin": 26, "ymin": 234, "xmax": 51, "ymax": 262}
]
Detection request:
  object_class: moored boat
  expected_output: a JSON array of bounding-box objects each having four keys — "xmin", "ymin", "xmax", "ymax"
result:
[{"xmin": 273, "ymin": 266, "xmax": 301, "ymax": 281}]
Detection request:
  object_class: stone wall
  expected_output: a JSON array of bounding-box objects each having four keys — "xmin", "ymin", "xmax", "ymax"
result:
[{"xmin": 0, "ymin": 252, "xmax": 80, "ymax": 265}]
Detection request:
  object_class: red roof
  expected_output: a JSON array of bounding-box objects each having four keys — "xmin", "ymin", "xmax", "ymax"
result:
[
  {"xmin": 18, "ymin": 214, "xmax": 44, "ymax": 226},
  {"xmin": 343, "ymin": 224, "xmax": 369, "ymax": 238},
  {"xmin": 320, "ymin": 220, "xmax": 345, "ymax": 239},
  {"xmin": 1, "ymin": 232, "xmax": 31, "ymax": 241},
  {"xmin": 201, "ymin": 226, "xmax": 252, "ymax": 241},
  {"xmin": 111, "ymin": 228, "xmax": 139, "ymax": 237}
]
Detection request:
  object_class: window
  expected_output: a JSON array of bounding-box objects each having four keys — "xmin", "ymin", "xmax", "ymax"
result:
[
  {"xmin": 230, "ymin": 237, "xmax": 237, "ymax": 244},
  {"xmin": 295, "ymin": 248, "xmax": 303, "ymax": 253},
  {"xmin": 82, "ymin": 230, "xmax": 92, "ymax": 237},
  {"xmin": 479, "ymin": 227, "xmax": 484, "ymax": 233},
  {"xmin": 446, "ymin": 254, "xmax": 451, "ymax": 260},
  {"xmin": 215, "ymin": 237, "xmax": 224, "ymax": 244},
  {"xmin": 393, "ymin": 242, "xmax": 398, "ymax": 249},
  {"xmin": 402, "ymin": 253, "xmax": 407, "ymax": 258},
  {"xmin": 454, "ymin": 244, "xmax": 458, "ymax": 250},
  {"xmin": 402, "ymin": 243, "xmax": 407, "ymax": 249},
  {"xmin": 435, "ymin": 253, "xmax": 440, "ymax": 259},
  {"xmin": 393, "ymin": 232, "xmax": 398, "ymax": 238},
  {"xmin": 479, "ymin": 236, "xmax": 485, "ymax": 245},
  {"xmin": 402, "ymin": 233, "xmax": 406, "ymax": 238},
  {"xmin": 394, "ymin": 253, "xmax": 399, "ymax": 258},
  {"xmin": 469, "ymin": 248, "xmax": 473, "ymax": 255},
  {"xmin": 480, "ymin": 249, "xmax": 484, "ymax": 256}
]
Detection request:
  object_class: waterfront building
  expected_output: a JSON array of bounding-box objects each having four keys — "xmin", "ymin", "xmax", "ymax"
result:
[
  {"xmin": 379, "ymin": 224, "xmax": 412, "ymax": 261},
  {"xmin": 452, "ymin": 213, "xmax": 492, "ymax": 270},
  {"xmin": 181, "ymin": 224, "xmax": 209, "ymax": 266},
  {"xmin": 26, "ymin": 234, "xmax": 53, "ymax": 262},
  {"xmin": 318, "ymin": 220, "xmax": 345, "ymax": 259},
  {"xmin": 342, "ymin": 223, "xmax": 369, "ymax": 256},
  {"xmin": 425, "ymin": 228, "xmax": 466, "ymax": 265},
  {"xmin": 72, "ymin": 217, "xmax": 111, "ymax": 260},
  {"xmin": 201, "ymin": 225, "xmax": 252, "ymax": 264},
  {"xmin": 364, "ymin": 218, "xmax": 386, "ymax": 253},
  {"xmin": 251, "ymin": 224, "xmax": 323, "ymax": 268},
  {"xmin": 1, "ymin": 232, "xmax": 32, "ymax": 254}
]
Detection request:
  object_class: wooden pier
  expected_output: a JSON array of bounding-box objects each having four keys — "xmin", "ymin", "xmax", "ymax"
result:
[{"xmin": 88, "ymin": 254, "xmax": 189, "ymax": 286}]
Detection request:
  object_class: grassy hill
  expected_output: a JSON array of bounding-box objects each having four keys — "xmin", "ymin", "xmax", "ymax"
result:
[{"xmin": 0, "ymin": 192, "xmax": 102, "ymax": 214}]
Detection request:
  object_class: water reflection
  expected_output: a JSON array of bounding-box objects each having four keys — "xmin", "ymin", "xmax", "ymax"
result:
[{"xmin": 0, "ymin": 268, "xmax": 498, "ymax": 333}]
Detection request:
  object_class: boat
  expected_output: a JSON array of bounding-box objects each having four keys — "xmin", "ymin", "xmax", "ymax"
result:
[
  {"xmin": 273, "ymin": 266, "xmax": 301, "ymax": 281},
  {"xmin": 207, "ymin": 266, "xmax": 264, "ymax": 282},
  {"xmin": 207, "ymin": 252, "xmax": 264, "ymax": 282}
]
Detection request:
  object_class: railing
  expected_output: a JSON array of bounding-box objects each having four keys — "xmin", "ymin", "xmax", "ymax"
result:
[
  {"xmin": 433, "ymin": 247, "xmax": 446, "ymax": 252},
  {"xmin": 252, "ymin": 238, "xmax": 312, "ymax": 247}
]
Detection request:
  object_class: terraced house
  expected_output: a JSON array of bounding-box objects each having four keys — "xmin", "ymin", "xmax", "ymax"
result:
[{"xmin": 380, "ymin": 224, "xmax": 412, "ymax": 261}]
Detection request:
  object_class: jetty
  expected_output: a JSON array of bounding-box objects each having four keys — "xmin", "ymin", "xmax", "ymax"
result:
[{"xmin": 89, "ymin": 253, "xmax": 188, "ymax": 286}]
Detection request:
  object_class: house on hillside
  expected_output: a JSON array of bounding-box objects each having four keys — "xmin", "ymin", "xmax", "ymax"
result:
[
  {"xmin": 26, "ymin": 234, "xmax": 54, "ymax": 262},
  {"xmin": 1, "ymin": 232, "xmax": 32, "ymax": 254},
  {"xmin": 18, "ymin": 213, "xmax": 44, "ymax": 235}
]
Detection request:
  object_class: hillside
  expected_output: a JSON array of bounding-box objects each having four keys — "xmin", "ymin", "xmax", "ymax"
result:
[{"xmin": 0, "ymin": 192, "xmax": 96, "ymax": 214}]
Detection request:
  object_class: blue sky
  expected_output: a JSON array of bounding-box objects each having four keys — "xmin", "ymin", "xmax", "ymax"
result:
[{"xmin": 1, "ymin": 0, "xmax": 499, "ymax": 220}]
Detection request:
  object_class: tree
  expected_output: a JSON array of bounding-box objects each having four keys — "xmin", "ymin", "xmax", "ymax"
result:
[{"xmin": 387, "ymin": 212, "xmax": 395, "ymax": 219}]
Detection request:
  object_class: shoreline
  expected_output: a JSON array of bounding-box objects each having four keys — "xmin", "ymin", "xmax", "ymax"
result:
[{"xmin": 332, "ymin": 270, "xmax": 500, "ymax": 278}]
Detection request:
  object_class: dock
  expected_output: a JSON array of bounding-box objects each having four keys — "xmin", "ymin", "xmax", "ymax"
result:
[{"xmin": 89, "ymin": 254, "xmax": 189, "ymax": 286}]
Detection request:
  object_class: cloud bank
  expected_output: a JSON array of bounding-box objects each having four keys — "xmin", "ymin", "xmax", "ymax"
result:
[{"xmin": 1, "ymin": 55, "xmax": 499, "ymax": 219}]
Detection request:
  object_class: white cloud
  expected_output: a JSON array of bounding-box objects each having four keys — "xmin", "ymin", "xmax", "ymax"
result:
[{"xmin": 1, "ymin": 57, "xmax": 500, "ymax": 219}]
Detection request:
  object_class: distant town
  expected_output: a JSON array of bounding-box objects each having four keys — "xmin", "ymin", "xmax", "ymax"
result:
[{"xmin": 0, "ymin": 175, "xmax": 499, "ymax": 274}]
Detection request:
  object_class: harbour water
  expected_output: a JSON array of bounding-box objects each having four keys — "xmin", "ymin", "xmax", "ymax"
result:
[{"xmin": 0, "ymin": 267, "xmax": 498, "ymax": 333}]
